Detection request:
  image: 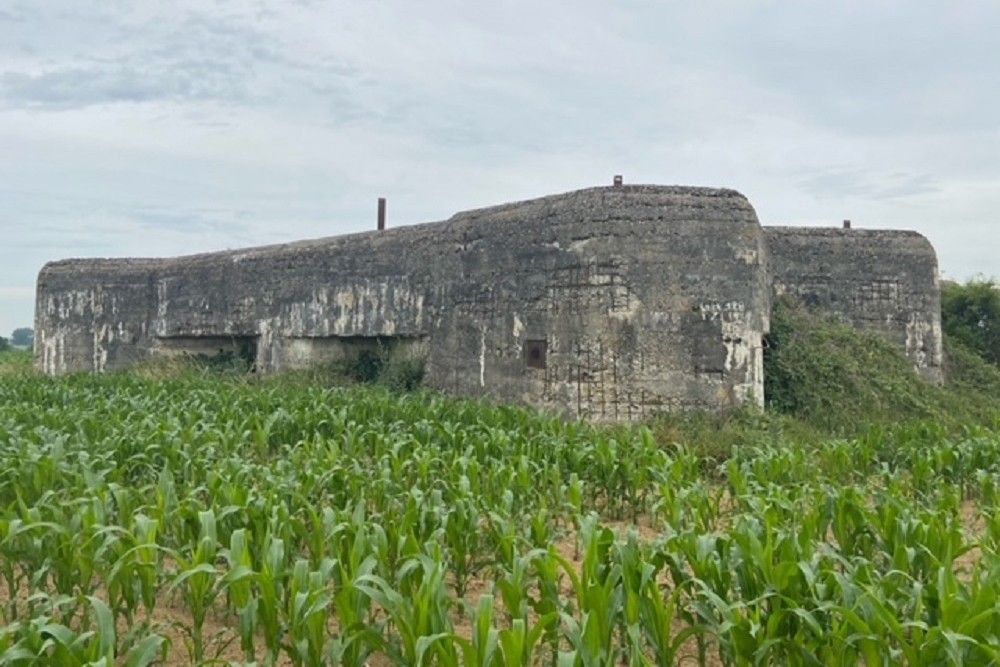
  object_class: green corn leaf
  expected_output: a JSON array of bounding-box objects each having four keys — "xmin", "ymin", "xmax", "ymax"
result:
[{"xmin": 122, "ymin": 634, "xmax": 166, "ymax": 667}]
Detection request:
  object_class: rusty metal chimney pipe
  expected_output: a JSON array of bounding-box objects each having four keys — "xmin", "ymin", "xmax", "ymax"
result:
[{"xmin": 377, "ymin": 197, "xmax": 386, "ymax": 231}]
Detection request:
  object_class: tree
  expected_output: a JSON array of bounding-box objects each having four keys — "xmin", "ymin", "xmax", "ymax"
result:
[
  {"xmin": 0, "ymin": 335, "xmax": 8, "ymax": 352},
  {"xmin": 10, "ymin": 328, "xmax": 33, "ymax": 348},
  {"xmin": 941, "ymin": 279, "xmax": 1000, "ymax": 366}
]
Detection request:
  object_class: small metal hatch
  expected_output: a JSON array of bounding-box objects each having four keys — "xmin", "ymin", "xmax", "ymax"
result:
[{"xmin": 524, "ymin": 339, "xmax": 547, "ymax": 369}]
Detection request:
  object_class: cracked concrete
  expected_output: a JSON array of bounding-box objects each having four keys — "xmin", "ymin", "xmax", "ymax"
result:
[{"xmin": 34, "ymin": 185, "xmax": 942, "ymax": 419}]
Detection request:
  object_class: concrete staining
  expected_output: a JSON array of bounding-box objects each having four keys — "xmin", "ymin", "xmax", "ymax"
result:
[
  {"xmin": 766, "ymin": 227, "xmax": 943, "ymax": 383},
  {"xmin": 35, "ymin": 185, "xmax": 943, "ymax": 420}
]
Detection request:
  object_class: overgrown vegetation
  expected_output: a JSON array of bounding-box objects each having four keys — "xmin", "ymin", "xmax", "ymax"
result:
[
  {"xmin": 0, "ymin": 348, "xmax": 32, "ymax": 376},
  {"xmin": 942, "ymin": 278, "xmax": 1000, "ymax": 366},
  {"xmin": 129, "ymin": 344, "xmax": 426, "ymax": 393},
  {"xmin": 762, "ymin": 297, "xmax": 1000, "ymax": 434},
  {"xmin": 646, "ymin": 404, "xmax": 821, "ymax": 466},
  {"xmin": 341, "ymin": 347, "xmax": 426, "ymax": 392},
  {"xmin": 765, "ymin": 300, "xmax": 924, "ymax": 427},
  {"xmin": 129, "ymin": 352, "xmax": 254, "ymax": 380},
  {"xmin": 271, "ymin": 349, "xmax": 426, "ymax": 392},
  {"xmin": 649, "ymin": 280, "xmax": 1000, "ymax": 457},
  {"xmin": 944, "ymin": 335, "xmax": 1000, "ymax": 399}
]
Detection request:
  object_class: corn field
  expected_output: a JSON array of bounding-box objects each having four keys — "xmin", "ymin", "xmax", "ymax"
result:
[{"xmin": 1, "ymin": 370, "xmax": 999, "ymax": 665}]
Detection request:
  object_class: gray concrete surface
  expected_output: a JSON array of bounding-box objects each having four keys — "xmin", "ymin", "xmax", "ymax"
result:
[{"xmin": 34, "ymin": 184, "xmax": 942, "ymax": 419}]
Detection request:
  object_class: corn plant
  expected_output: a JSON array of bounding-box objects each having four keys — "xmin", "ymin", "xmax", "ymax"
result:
[
  {"xmin": 168, "ymin": 509, "xmax": 227, "ymax": 664},
  {"xmin": 356, "ymin": 552, "xmax": 457, "ymax": 666},
  {"xmin": 0, "ymin": 594, "xmax": 165, "ymax": 667},
  {"xmin": 3, "ymin": 363, "xmax": 1000, "ymax": 665}
]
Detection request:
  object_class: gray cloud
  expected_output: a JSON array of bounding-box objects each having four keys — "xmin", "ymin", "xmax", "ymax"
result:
[
  {"xmin": 796, "ymin": 168, "xmax": 941, "ymax": 202},
  {"xmin": 0, "ymin": 3, "xmax": 300, "ymax": 109},
  {"xmin": 0, "ymin": 64, "xmax": 238, "ymax": 108}
]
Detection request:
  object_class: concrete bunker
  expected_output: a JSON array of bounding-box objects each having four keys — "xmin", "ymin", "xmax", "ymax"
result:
[
  {"xmin": 34, "ymin": 184, "xmax": 943, "ymax": 420},
  {"xmin": 765, "ymin": 227, "xmax": 942, "ymax": 383}
]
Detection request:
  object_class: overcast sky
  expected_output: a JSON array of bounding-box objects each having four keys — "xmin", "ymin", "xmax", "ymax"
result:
[{"xmin": 1, "ymin": 1, "xmax": 998, "ymax": 337}]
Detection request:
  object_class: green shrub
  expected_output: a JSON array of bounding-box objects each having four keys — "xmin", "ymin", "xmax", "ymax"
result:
[
  {"xmin": 942, "ymin": 278, "xmax": 1000, "ymax": 366},
  {"xmin": 343, "ymin": 349, "xmax": 384, "ymax": 384},
  {"xmin": 377, "ymin": 357, "xmax": 425, "ymax": 392},
  {"xmin": 941, "ymin": 336, "xmax": 1000, "ymax": 428},
  {"xmin": 299, "ymin": 346, "xmax": 425, "ymax": 392}
]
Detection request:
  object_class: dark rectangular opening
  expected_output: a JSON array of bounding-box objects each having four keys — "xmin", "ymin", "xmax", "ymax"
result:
[
  {"xmin": 154, "ymin": 335, "xmax": 258, "ymax": 370},
  {"xmin": 524, "ymin": 339, "xmax": 547, "ymax": 369},
  {"xmin": 283, "ymin": 334, "xmax": 428, "ymax": 389}
]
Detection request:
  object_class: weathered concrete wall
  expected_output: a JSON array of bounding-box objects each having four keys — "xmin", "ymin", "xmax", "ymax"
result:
[
  {"xmin": 36, "ymin": 185, "xmax": 771, "ymax": 419},
  {"xmin": 36, "ymin": 185, "xmax": 945, "ymax": 418},
  {"xmin": 764, "ymin": 227, "xmax": 943, "ymax": 382},
  {"xmin": 35, "ymin": 260, "xmax": 159, "ymax": 375}
]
